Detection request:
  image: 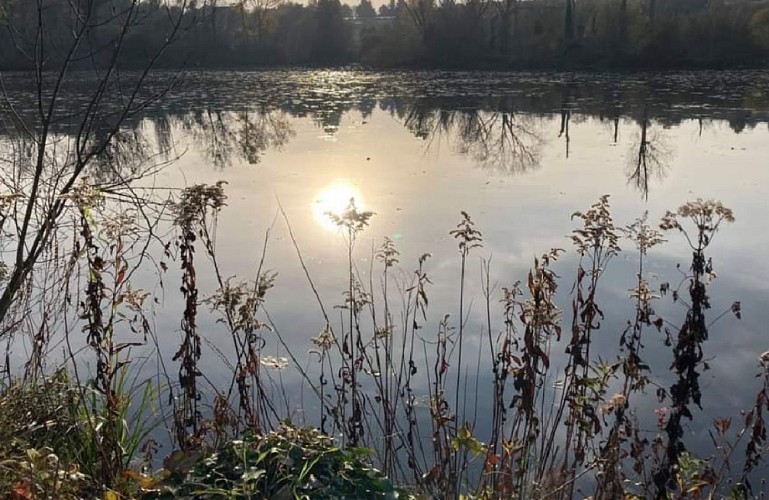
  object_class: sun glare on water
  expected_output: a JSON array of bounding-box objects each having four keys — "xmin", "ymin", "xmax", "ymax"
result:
[{"xmin": 312, "ymin": 180, "xmax": 365, "ymax": 232}]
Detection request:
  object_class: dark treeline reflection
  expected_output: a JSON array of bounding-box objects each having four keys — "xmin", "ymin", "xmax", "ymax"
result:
[
  {"xmin": 2, "ymin": 0, "xmax": 769, "ymax": 69},
  {"xmin": 158, "ymin": 108, "xmax": 295, "ymax": 169},
  {"xmin": 403, "ymin": 103, "xmax": 542, "ymax": 173},
  {"xmin": 2, "ymin": 70, "xmax": 768, "ymax": 193}
]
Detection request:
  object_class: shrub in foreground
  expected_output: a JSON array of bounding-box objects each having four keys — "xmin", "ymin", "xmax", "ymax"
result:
[{"xmin": 146, "ymin": 424, "xmax": 408, "ymax": 499}]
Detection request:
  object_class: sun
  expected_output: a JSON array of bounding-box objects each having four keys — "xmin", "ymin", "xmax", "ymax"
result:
[{"xmin": 312, "ymin": 179, "xmax": 365, "ymax": 232}]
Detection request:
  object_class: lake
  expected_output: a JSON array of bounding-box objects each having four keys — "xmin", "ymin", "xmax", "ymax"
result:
[{"xmin": 2, "ymin": 69, "xmax": 769, "ymax": 491}]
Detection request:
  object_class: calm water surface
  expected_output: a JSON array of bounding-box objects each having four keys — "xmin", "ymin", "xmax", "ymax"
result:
[{"xmin": 5, "ymin": 69, "xmax": 769, "ymax": 461}]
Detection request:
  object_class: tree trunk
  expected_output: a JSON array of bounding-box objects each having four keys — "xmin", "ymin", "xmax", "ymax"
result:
[
  {"xmin": 620, "ymin": 0, "xmax": 628, "ymax": 46},
  {"xmin": 257, "ymin": 14, "xmax": 265, "ymax": 43},
  {"xmin": 499, "ymin": 7, "xmax": 511, "ymax": 59},
  {"xmin": 564, "ymin": 0, "xmax": 575, "ymax": 42}
]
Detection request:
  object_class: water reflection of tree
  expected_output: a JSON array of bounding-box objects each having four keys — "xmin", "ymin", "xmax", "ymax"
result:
[
  {"xmin": 404, "ymin": 105, "xmax": 542, "ymax": 173},
  {"xmin": 92, "ymin": 128, "xmax": 155, "ymax": 183},
  {"xmin": 0, "ymin": 123, "xmax": 162, "ymax": 188},
  {"xmin": 457, "ymin": 112, "xmax": 541, "ymax": 173},
  {"xmin": 237, "ymin": 111, "xmax": 294, "ymax": 164},
  {"xmin": 182, "ymin": 110, "xmax": 232, "ymax": 168},
  {"xmin": 179, "ymin": 108, "xmax": 294, "ymax": 168},
  {"xmin": 558, "ymin": 85, "xmax": 574, "ymax": 158},
  {"xmin": 627, "ymin": 110, "xmax": 670, "ymax": 200}
]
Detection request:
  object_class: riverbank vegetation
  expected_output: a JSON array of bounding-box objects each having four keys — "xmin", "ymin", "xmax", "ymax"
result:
[
  {"xmin": 2, "ymin": 183, "xmax": 768, "ymax": 498},
  {"xmin": 2, "ymin": 0, "xmax": 769, "ymax": 70}
]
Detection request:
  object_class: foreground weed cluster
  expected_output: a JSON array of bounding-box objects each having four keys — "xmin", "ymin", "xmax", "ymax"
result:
[
  {"xmin": 146, "ymin": 424, "xmax": 405, "ymax": 499},
  {"xmin": 0, "ymin": 372, "xmax": 96, "ymax": 498}
]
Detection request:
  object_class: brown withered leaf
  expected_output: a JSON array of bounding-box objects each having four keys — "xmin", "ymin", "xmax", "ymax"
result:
[{"xmin": 731, "ymin": 301, "xmax": 742, "ymax": 320}]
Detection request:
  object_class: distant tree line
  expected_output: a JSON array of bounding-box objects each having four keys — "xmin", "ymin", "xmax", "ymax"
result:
[{"xmin": 1, "ymin": 0, "xmax": 769, "ymax": 70}]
